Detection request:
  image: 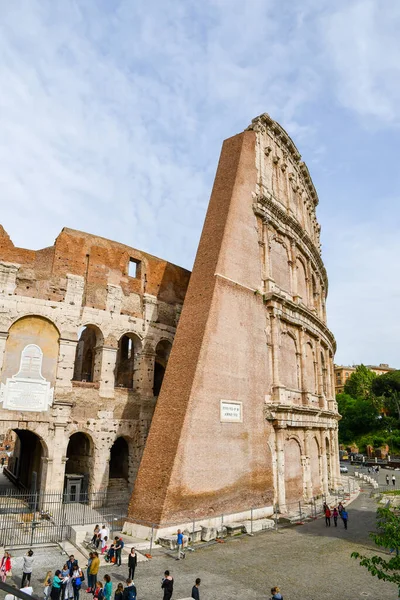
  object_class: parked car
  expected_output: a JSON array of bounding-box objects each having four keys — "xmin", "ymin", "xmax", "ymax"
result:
[{"xmin": 340, "ymin": 464, "xmax": 349, "ymax": 473}]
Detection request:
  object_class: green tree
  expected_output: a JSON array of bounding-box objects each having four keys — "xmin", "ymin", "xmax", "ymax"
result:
[
  {"xmin": 337, "ymin": 392, "xmax": 381, "ymax": 444},
  {"xmin": 352, "ymin": 506, "xmax": 400, "ymax": 596},
  {"xmin": 344, "ymin": 364, "xmax": 376, "ymax": 399},
  {"xmin": 372, "ymin": 371, "xmax": 400, "ymax": 423}
]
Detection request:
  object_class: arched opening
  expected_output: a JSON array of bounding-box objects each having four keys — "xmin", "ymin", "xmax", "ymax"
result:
[
  {"xmin": 65, "ymin": 432, "xmax": 93, "ymax": 501},
  {"xmin": 304, "ymin": 341, "xmax": 316, "ymax": 394},
  {"xmin": 107, "ymin": 437, "xmax": 131, "ymax": 503},
  {"xmin": 153, "ymin": 340, "xmax": 172, "ymax": 396},
  {"xmin": 321, "ymin": 351, "xmax": 327, "ymax": 395},
  {"xmin": 73, "ymin": 325, "xmax": 103, "ymax": 383},
  {"xmin": 270, "ymin": 238, "xmax": 291, "ymax": 293},
  {"xmin": 8, "ymin": 429, "xmax": 46, "ymax": 491},
  {"xmin": 284, "ymin": 438, "xmax": 303, "ymax": 506},
  {"xmin": 296, "ymin": 257, "xmax": 308, "ymax": 303},
  {"xmin": 280, "ymin": 332, "xmax": 299, "ymax": 390},
  {"xmin": 115, "ymin": 334, "xmax": 142, "ymax": 389},
  {"xmin": 310, "ymin": 437, "xmax": 321, "ymax": 496}
]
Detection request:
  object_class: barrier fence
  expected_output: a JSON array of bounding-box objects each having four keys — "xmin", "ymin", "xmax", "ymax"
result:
[{"xmin": 0, "ymin": 480, "xmax": 358, "ymax": 551}]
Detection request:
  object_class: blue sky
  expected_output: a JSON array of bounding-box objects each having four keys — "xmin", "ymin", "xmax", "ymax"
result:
[{"xmin": 0, "ymin": 0, "xmax": 399, "ymax": 367}]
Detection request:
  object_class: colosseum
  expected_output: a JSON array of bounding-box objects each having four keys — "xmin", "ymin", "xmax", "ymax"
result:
[{"xmin": 0, "ymin": 113, "xmax": 339, "ymax": 539}]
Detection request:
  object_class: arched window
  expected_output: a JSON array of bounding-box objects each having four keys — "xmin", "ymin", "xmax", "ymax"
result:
[
  {"xmin": 296, "ymin": 258, "xmax": 308, "ymax": 303},
  {"xmin": 321, "ymin": 351, "xmax": 327, "ymax": 394},
  {"xmin": 303, "ymin": 341, "xmax": 316, "ymax": 393},
  {"xmin": 270, "ymin": 238, "xmax": 291, "ymax": 293},
  {"xmin": 280, "ymin": 332, "xmax": 299, "ymax": 390},
  {"xmin": 115, "ymin": 334, "xmax": 142, "ymax": 389},
  {"xmin": 73, "ymin": 325, "xmax": 103, "ymax": 383},
  {"xmin": 153, "ymin": 340, "xmax": 172, "ymax": 396}
]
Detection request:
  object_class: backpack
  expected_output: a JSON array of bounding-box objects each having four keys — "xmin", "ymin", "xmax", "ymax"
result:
[{"xmin": 125, "ymin": 586, "xmax": 136, "ymax": 600}]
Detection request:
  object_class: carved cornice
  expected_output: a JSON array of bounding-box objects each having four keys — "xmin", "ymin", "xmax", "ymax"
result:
[
  {"xmin": 247, "ymin": 113, "xmax": 319, "ymax": 206},
  {"xmin": 264, "ymin": 403, "xmax": 340, "ymax": 426},
  {"xmin": 253, "ymin": 194, "xmax": 328, "ymax": 292},
  {"xmin": 264, "ymin": 292, "xmax": 336, "ymax": 352}
]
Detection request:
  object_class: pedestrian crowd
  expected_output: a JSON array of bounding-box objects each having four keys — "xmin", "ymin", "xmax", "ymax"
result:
[{"xmin": 323, "ymin": 501, "xmax": 349, "ymax": 529}]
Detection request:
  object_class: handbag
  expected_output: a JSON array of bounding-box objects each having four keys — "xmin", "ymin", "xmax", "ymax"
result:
[
  {"xmin": 6, "ymin": 570, "xmax": 12, "ymax": 577},
  {"xmin": 111, "ymin": 557, "xmax": 116, "ymax": 564}
]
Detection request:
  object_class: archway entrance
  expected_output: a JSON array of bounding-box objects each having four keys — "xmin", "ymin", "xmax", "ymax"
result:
[
  {"xmin": 153, "ymin": 340, "xmax": 172, "ymax": 396},
  {"xmin": 107, "ymin": 437, "xmax": 130, "ymax": 503},
  {"xmin": 65, "ymin": 432, "xmax": 92, "ymax": 501},
  {"xmin": 9, "ymin": 429, "xmax": 45, "ymax": 491},
  {"xmin": 284, "ymin": 438, "xmax": 303, "ymax": 507},
  {"xmin": 73, "ymin": 325, "xmax": 103, "ymax": 383}
]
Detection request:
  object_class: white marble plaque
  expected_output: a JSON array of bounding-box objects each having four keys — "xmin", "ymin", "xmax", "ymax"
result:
[
  {"xmin": 220, "ymin": 400, "xmax": 243, "ymax": 423},
  {"xmin": 0, "ymin": 344, "xmax": 54, "ymax": 412}
]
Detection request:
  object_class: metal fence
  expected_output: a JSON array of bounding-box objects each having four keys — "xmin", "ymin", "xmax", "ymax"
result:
[{"xmin": 0, "ymin": 489, "xmax": 127, "ymax": 548}]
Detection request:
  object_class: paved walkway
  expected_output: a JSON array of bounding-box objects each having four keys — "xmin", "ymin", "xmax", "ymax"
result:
[{"xmin": 2, "ymin": 488, "xmax": 397, "ymax": 600}]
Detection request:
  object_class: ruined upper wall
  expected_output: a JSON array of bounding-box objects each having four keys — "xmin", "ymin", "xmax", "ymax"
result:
[{"xmin": 0, "ymin": 226, "xmax": 190, "ymax": 322}]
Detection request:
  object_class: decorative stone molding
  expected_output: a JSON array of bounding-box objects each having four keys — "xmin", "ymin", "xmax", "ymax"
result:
[{"xmin": 0, "ymin": 262, "xmax": 19, "ymax": 296}]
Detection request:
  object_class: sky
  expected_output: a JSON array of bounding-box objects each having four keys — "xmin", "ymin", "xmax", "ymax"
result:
[{"xmin": 0, "ymin": 0, "xmax": 399, "ymax": 367}]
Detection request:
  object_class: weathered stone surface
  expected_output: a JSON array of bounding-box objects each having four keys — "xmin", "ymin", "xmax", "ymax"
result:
[
  {"xmin": 226, "ymin": 523, "xmax": 245, "ymax": 536},
  {"xmin": 201, "ymin": 526, "xmax": 217, "ymax": 542}
]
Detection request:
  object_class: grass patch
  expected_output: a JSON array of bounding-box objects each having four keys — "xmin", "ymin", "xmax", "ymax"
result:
[{"xmin": 381, "ymin": 490, "xmax": 400, "ymax": 495}]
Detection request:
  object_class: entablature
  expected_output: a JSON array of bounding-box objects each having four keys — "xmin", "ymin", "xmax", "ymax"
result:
[{"xmin": 264, "ymin": 403, "xmax": 340, "ymax": 429}]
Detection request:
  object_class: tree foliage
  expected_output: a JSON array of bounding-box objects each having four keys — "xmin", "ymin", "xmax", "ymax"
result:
[
  {"xmin": 344, "ymin": 364, "xmax": 376, "ymax": 399},
  {"xmin": 352, "ymin": 506, "xmax": 400, "ymax": 593},
  {"xmin": 372, "ymin": 371, "xmax": 400, "ymax": 423},
  {"xmin": 337, "ymin": 392, "xmax": 382, "ymax": 443}
]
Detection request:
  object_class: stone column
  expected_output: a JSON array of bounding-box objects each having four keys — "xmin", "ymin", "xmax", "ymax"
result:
[
  {"xmin": 303, "ymin": 429, "xmax": 313, "ymax": 500},
  {"xmin": 331, "ymin": 427, "xmax": 341, "ymax": 489},
  {"xmin": 320, "ymin": 432, "xmax": 329, "ymax": 495},
  {"xmin": 46, "ymin": 402, "xmax": 73, "ymax": 494},
  {"xmin": 0, "ymin": 331, "xmax": 8, "ymax": 374},
  {"xmin": 270, "ymin": 313, "xmax": 280, "ymax": 388},
  {"xmin": 290, "ymin": 241, "xmax": 297, "ymax": 299},
  {"xmin": 55, "ymin": 338, "xmax": 77, "ymax": 394},
  {"xmin": 99, "ymin": 347, "xmax": 118, "ymax": 398},
  {"xmin": 276, "ymin": 426, "xmax": 286, "ymax": 512}
]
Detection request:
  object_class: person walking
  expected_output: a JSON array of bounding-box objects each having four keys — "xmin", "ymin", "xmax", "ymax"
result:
[
  {"xmin": 122, "ymin": 579, "xmax": 136, "ymax": 600},
  {"xmin": 21, "ymin": 550, "xmax": 34, "ymax": 588},
  {"xmin": 128, "ymin": 549, "xmax": 137, "ymax": 581},
  {"xmin": 176, "ymin": 529, "xmax": 185, "ymax": 560},
  {"xmin": 88, "ymin": 552, "xmax": 100, "ymax": 593},
  {"xmin": 337, "ymin": 502, "xmax": 344, "ymax": 515},
  {"xmin": 392, "ymin": 474, "xmax": 396, "ymax": 486},
  {"xmin": 0, "ymin": 551, "xmax": 12, "ymax": 583},
  {"xmin": 332, "ymin": 507, "xmax": 339, "ymax": 527},
  {"xmin": 103, "ymin": 575, "xmax": 112, "ymax": 600},
  {"xmin": 50, "ymin": 570, "xmax": 63, "ymax": 600},
  {"xmin": 341, "ymin": 508, "xmax": 349, "ymax": 529},
  {"xmin": 161, "ymin": 571, "xmax": 174, "ymax": 600},
  {"xmin": 386, "ymin": 474, "xmax": 390, "ymax": 485},
  {"xmin": 325, "ymin": 506, "xmax": 331, "ymax": 527},
  {"xmin": 114, "ymin": 537, "xmax": 124, "ymax": 567},
  {"xmin": 44, "ymin": 571, "xmax": 53, "ymax": 600},
  {"xmin": 191, "ymin": 578, "xmax": 201, "ymax": 600}
]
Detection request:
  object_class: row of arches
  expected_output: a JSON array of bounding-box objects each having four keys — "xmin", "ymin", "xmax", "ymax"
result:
[
  {"xmin": 6, "ymin": 428, "xmax": 133, "ymax": 500},
  {"xmin": 269, "ymin": 235, "xmax": 324, "ymax": 317},
  {"xmin": 1, "ymin": 315, "xmax": 172, "ymax": 396}
]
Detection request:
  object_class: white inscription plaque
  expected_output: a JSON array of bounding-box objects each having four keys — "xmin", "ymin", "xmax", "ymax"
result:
[
  {"xmin": 0, "ymin": 344, "xmax": 54, "ymax": 412},
  {"xmin": 220, "ymin": 400, "xmax": 243, "ymax": 423}
]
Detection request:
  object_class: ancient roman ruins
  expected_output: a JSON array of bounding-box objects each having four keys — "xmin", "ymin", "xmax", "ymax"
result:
[{"xmin": 0, "ymin": 113, "xmax": 340, "ymax": 533}]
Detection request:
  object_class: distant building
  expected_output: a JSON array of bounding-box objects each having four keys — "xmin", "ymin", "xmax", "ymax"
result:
[{"xmin": 335, "ymin": 363, "xmax": 397, "ymax": 394}]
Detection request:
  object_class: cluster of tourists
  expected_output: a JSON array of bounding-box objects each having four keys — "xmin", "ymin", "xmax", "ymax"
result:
[
  {"xmin": 324, "ymin": 501, "xmax": 348, "ymax": 529},
  {"xmin": 386, "ymin": 474, "xmax": 396, "ymax": 486}
]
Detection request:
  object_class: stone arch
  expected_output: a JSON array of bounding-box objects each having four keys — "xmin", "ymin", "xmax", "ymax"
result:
[
  {"xmin": 65, "ymin": 431, "xmax": 94, "ymax": 497},
  {"xmin": 280, "ymin": 330, "xmax": 299, "ymax": 390},
  {"xmin": 303, "ymin": 340, "xmax": 316, "ymax": 393},
  {"xmin": 2, "ymin": 315, "xmax": 60, "ymax": 386},
  {"xmin": 270, "ymin": 237, "xmax": 291, "ymax": 293},
  {"xmin": 153, "ymin": 339, "xmax": 172, "ymax": 396},
  {"xmin": 284, "ymin": 437, "xmax": 303, "ymax": 506},
  {"xmin": 9, "ymin": 428, "xmax": 49, "ymax": 492},
  {"xmin": 296, "ymin": 256, "xmax": 308, "ymax": 303},
  {"xmin": 73, "ymin": 324, "xmax": 104, "ymax": 383},
  {"xmin": 310, "ymin": 436, "xmax": 321, "ymax": 496},
  {"xmin": 107, "ymin": 436, "xmax": 131, "ymax": 503},
  {"xmin": 114, "ymin": 333, "xmax": 142, "ymax": 389}
]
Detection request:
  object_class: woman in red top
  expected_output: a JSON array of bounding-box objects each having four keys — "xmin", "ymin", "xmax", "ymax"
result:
[
  {"xmin": 0, "ymin": 551, "xmax": 11, "ymax": 583},
  {"xmin": 325, "ymin": 506, "xmax": 331, "ymax": 527}
]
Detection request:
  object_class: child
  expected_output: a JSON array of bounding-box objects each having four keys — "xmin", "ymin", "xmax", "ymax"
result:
[
  {"xmin": 101, "ymin": 537, "xmax": 108, "ymax": 555},
  {"xmin": 105, "ymin": 545, "xmax": 115, "ymax": 564},
  {"xmin": 114, "ymin": 583, "xmax": 123, "ymax": 600},
  {"xmin": 93, "ymin": 582, "xmax": 104, "ymax": 600}
]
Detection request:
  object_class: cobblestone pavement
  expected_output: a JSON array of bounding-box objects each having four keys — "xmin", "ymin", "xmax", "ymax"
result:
[{"xmin": 2, "ymin": 488, "xmax": 397, "ymax": 600}]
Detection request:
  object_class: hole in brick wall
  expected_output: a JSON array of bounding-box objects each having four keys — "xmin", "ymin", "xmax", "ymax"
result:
[{"xmin": 128, "ymin": 258, "xmax": 141, "ymax": 278}]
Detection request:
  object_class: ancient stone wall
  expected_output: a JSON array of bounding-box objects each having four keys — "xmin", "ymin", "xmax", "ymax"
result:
[
  {"xmin": 126, "ymin": 114, "xmax": 340, "ymax": 531},
  {"xmin": 0, "ymin": 227, "xmax": 190, "ymax": 496}
]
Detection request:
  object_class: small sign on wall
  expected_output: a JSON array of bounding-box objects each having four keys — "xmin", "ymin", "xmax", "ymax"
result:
[{"xmin": 220, "ymin": 400, "xmax": 243, "ymax": 423}]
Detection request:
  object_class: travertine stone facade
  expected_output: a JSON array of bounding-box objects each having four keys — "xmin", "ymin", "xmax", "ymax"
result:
[
  {"xmin": 126, "ymin": 114, "xmax": 340, "ymax": 532},
  {"xmin": 0, "ymin": 226, "xmax": 190, "ymax": 497}
]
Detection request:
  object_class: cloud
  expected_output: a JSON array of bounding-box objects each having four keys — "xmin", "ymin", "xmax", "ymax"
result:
[{"xmin": 0, "ymin": 0, "xmax": 399, "ymax": 367}]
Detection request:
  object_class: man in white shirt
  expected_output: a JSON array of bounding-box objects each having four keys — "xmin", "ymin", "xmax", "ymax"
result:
[{"xmin": 20, "ymin": 584, "xmax": 33, "ymax": 596}]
